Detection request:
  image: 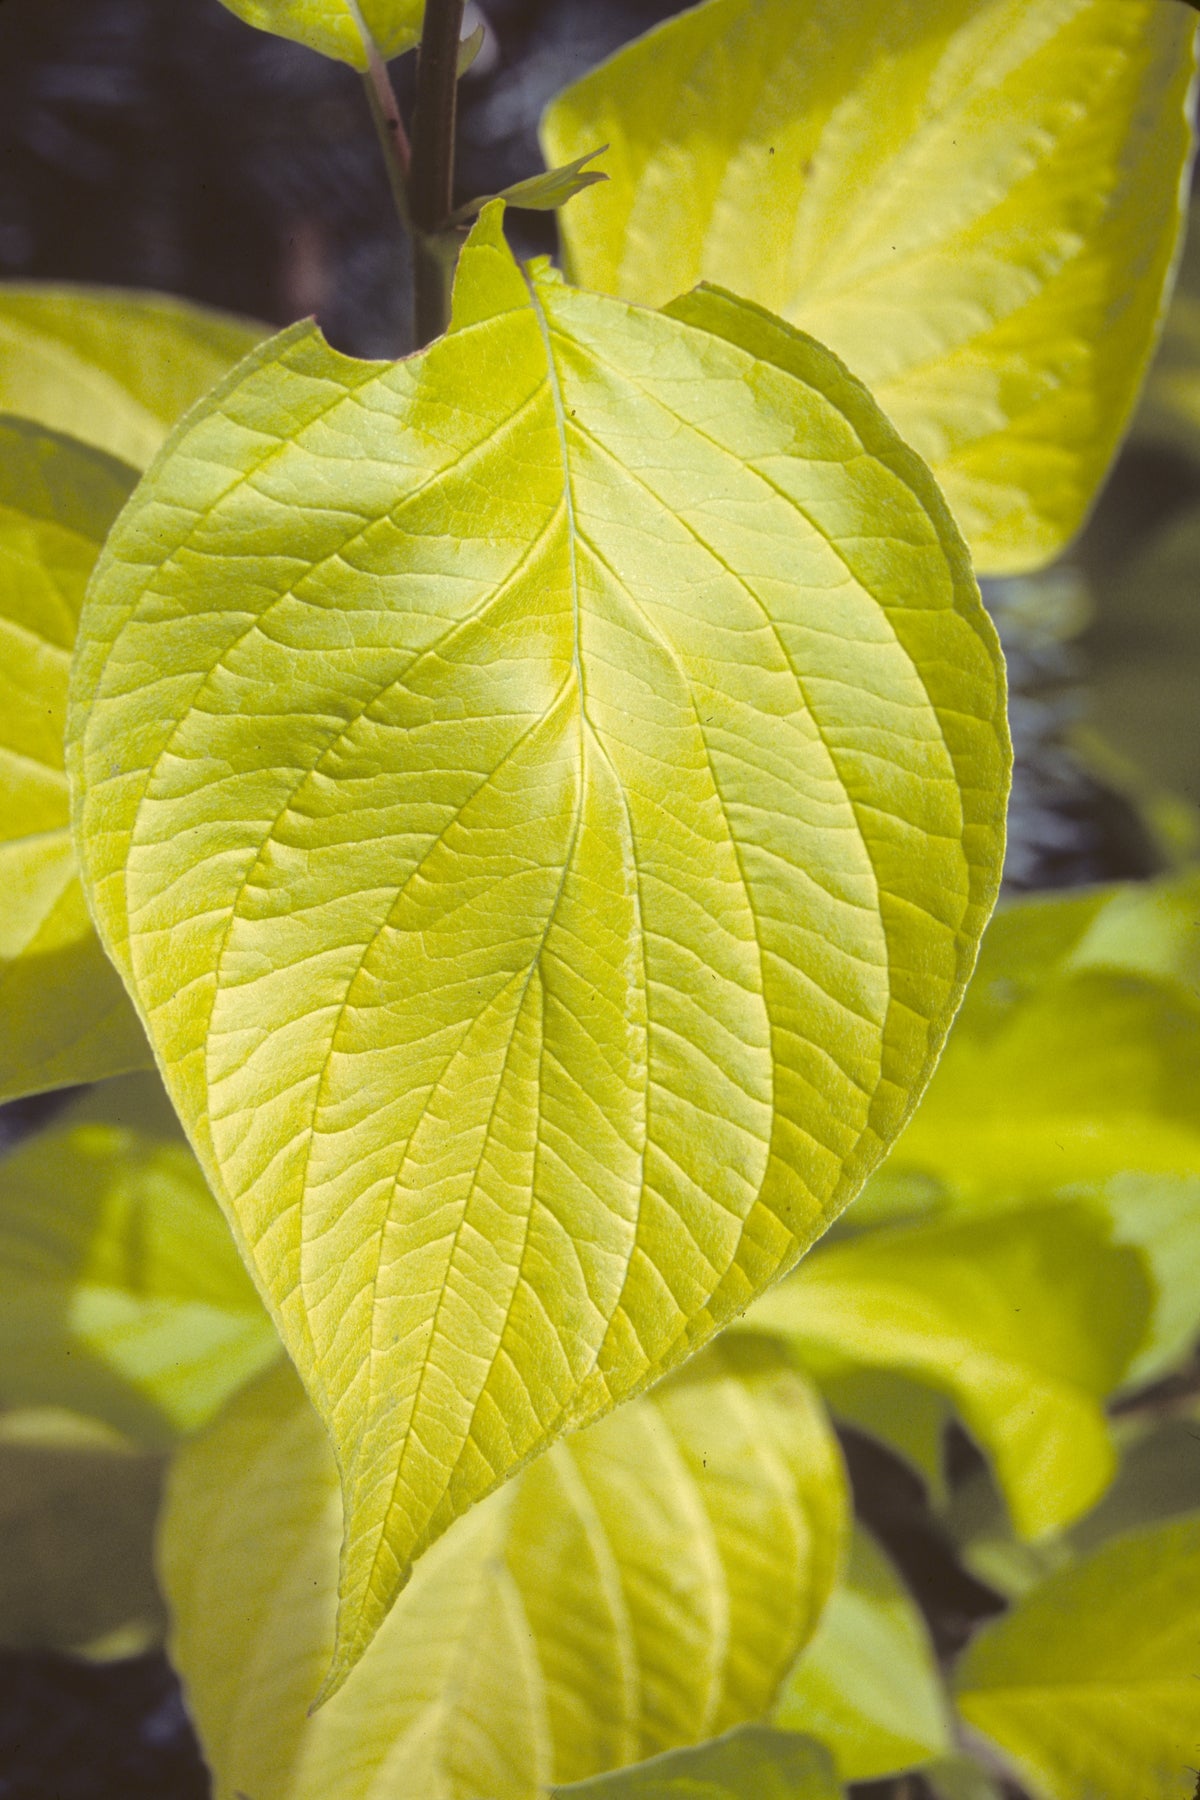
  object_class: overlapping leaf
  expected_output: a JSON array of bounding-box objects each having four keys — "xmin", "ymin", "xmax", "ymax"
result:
[
  {"xmin": 550, "ymin": 1729, "xmax": 841, "ymax": 1800},
  {"xmin": 872, "ymin": 876, "xmax": 1200, "ymax": 1384},
  {"xmin": 160, "ymin": 1341, "xmax": 847, "ymax": 1799},
  {"xmin": 773, "ymin": 1525, "xmax": 951, "ymax": 1782},
  {"xmin": 70, "ymin": 205, "xmax": 1006, "ymax": 1684},
  {"xmin": 0, "ymin": 287, "xmax": 265, "ymax": 469},
  {"xmin": 741, "ymin": 1202, "xmax": 1151, "ymax": 1536},
  {"xmin": 214, "ymin": 0, "xmax": 424, "ymax": 68},
  {"xmin": 0, "ymin": 1075, "xmax": 280, "ymax": 1444},
  {"xmin": 0, "ymin": 416, "xmax": 150, "ymax": 1100},
  {"xmin": 958, "ymin": 1516, "xmax": 1200, "ymax": 1799},
  {"xmin": 542, "ymin": 0, "xmax": 1197, "ymax": 573}
]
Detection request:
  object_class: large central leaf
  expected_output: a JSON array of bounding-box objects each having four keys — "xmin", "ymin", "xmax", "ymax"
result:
[{"xmin": 69, "ymin": 206, "xmax": 1007, "ymax": 1688}]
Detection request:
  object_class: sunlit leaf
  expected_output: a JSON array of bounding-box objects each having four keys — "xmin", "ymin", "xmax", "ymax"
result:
[
  {"xmin": 542, "ymin": 0, "xmax": 1196, "ymax": 573},
  {"xmin": 741, "ymin": 1202, "xmax": 1151, "ymax": 1536},
  {"xmin": 70, "ymin": 204, "xmax": 1006, "ymax": 1687},
  {"xmin": 950, "ymin": 1403, "xmax": 1200, "ymax": 1601},
  {"xmin": 550, "ymin": 1728, "xmax": 842, "ymax": 1799},
  {"xmin": 0, "ymin": 1074, "xmax": 280, "ymax": 1445},
  {"xmin": 0, "ymin": 416, "xmax": 150, "ymax": 1102},
  {"xmin": 160, "ymin": 1341, "xmax": 848, "ymax": 1798},
  {"xmin": 0, "ymin": 287, "xmax": 265, "ymax": 470},
  {"xmin": 452, "ymin": 149, "xmax": 609, "ymax": 226},
  {"xmin": 214, "ymin": 0, "xmax": 424, "ymax": 67},
  {"xmin": 773, "ymin": 1524, "xmax": 951, "ymax": 1782},
  {"xmin": 0, "ymin": 1408, "xmax": 165, "ymax": 1658},
  {"xmin": 958, "ymin": 1516, "xmax": 1200, "ymax": 1800},
  {"xmin": 873, "ymin": 876, "xmax": 1200, "ymax": 1385}
]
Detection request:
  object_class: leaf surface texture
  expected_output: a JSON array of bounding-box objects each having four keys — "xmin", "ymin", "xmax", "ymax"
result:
[
  {"xmin": 0, "ymin": 287, "xmax": 265, "ymax": 469},
  {"xmin": 542, "ymin": 0, "xmax": 1197, "ymax": 572},
  {"xmin": 160, "ymin": 1342, "xmax": 847, "ymax": 1799},
  {"xmin": 958, "ymin": 1516, "xmax": 1200, "ymax": 1799},
  {"xmin": 70, "ymin": 207, "xmax": 1007, "ymax": 1684}
]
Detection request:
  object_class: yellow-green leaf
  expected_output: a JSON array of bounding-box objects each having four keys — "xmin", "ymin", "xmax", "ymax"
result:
[
  {"xmin": 0, "ymin": 1074, "xmax": 280, "ymax": 1445},
  {"xmin": 958, "ymin": 1516, "xmax": 1200, "ymax": 1800},
  {"xmin": 160, "ymin": 1342, "xmax": 847, "ymax": 1798},
  {"xmin": 542, "ymin": 0, "xmax": 1196, "ymax": 574},
  {"xmin": 0, "ymin": 415, "xmax": 150, "ymax": 1101},
  {"xmin": 213, "ymin": 0, "xmax": 424, "ymax": 68},
  {"xmin": 551, "ymin": 1729, "xmax": 842, "ymax": 1799},
  {"xmin": 70, "ymin": 204, "xmax": 1006, "ymax": 1688},
  {"xmin": 0, "ymin": 1408, "xmax": 165, "ymax": 1658},
  {"xmin": 773, "ymin": 1525, "xmax": 951, "ymax": 1782},
  {"xmin": 0, "ymin": 286, "xmax": 266, "ymax": 469},
  {"xmin": 741, "ymin": 1202, "xmax": 1151, "ymax": 1537},
  {"xmin": 874, "ymin": 876, "xmax": 1200, "ymax": 1385}
]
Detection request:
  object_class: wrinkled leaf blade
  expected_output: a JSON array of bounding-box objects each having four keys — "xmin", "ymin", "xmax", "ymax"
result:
[
  {"xmin": 160, "ymin": 1341, "xmax": 848, "ymax": 1797},
  {"xmin": 213, "ymin": 0, "xmax": 424, "ymax": 67},
  {"xmin": 741, "ymin": 1202, "xmax": 1151, "ymax": 1536},
  {"xmin": 0, "ymin": 286, "xmax": 266, "ymax": 469},
  {"xmin": 0, "ymin": 416, "xmax": 151, "ymax": 1101},
  {"xmin": 957, "ymin": 1516, "xmax": 1200, "ymax": 1800},
  {"xmin": 71, "ymin": 205, "xmax": 1007, "ymax": 1688},
  {"xmin": 0, "ymin": 1074, "xmax": 280, "ymax": 1444},
  {"xmin": 773, "ymin": 1525, "xmax": 951, "ymax": 1782},
  {"xmin": 542, "ymin": 0, "xmax": 1197, "ymax": 574}
]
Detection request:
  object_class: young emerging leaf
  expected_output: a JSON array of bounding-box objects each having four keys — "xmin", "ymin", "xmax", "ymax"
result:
[
  {"xmin": 451, "ymin": 149, "xmax": 610, "ymax": 227},
  {"xmin": 958, "ymin": 1516, "xmax": 1200, "ymax": 1800},
  {"xmin": 742, "ymin": 1202, "xmax": 1151, "ymax": 1536},
  {"xmin": 0, "ymin": 1075, "xmax": 280, "ymax": 1444},
  {"xmin": 0, "ymin": 287, "xmax": 265, "ymax": 469},
  {"xmin": 160, "ymin": 1343, "xmax": 847, "ymax": 1798},
  {"xmin": 213, "ymin": 0, "xmax": 424, "ymax": 68},
  {"xmin": 773, "ymin": 1525, "xmax": 951, "ymax": 1783},
  {"xmin": 0, "ymin": 417, "xmax": 150, "ymax": 1101},
  {"xmin": 550, "ymin": 1729, "xmax": 841, "ymax": 1800},
  {"xmin": 542, "ymin": 0, "xmax": 1197, "ymax": 574},
  {"xmin": 70, "ymin": 204, "xmax": 1007, "ymax": 1689}
]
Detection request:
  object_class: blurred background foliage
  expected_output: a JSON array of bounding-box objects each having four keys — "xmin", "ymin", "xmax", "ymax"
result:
[{"xmin": 1, "ymin": 2, "xmax": 1199, "ymax": 1797}]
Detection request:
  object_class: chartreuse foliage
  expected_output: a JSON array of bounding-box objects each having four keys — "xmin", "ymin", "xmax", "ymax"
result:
[
  {"xmin": 0, "ymin": 287, "xmax": 265, "ymax": 470},
  {"xmin": 874, "ymin": 874, "xmax": 1200, "ymax": 1385},
  {"xmin": 958, "ymin": 1517, "xmax": 1200, "ymax": 1800},
  {"xmin": 542, "ymin": 0, "xmax": 1197, "ymax": 574},
  {"xmin": 772, "ymin": 1525, "xmax": 951, "ymax": 1782},
  {"xmin": 69, "ymin": 201, "xmax": 1007, "ymax": 1689},
  {"xmin": 214, "ymin": 0, "xmax": 425, "ymax": 67},
  {"xmin": 0, "ymin": 1074, "xmax": 279, "ymax": 1444},
  {"xmin": 0, "ymin": 417, "xmax": 150, "ymax": 1101},
  {"xmin": 550, "ymin": 1729, "xmax": 840, "ymax": 1800},
  {"xmin": 159, "ymin": 1345, "xmax": 847, "ymax": 1799},
  {"xmin": 741, "ymin": 1201, "xmax": 1150, "ymax": 1538}
]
